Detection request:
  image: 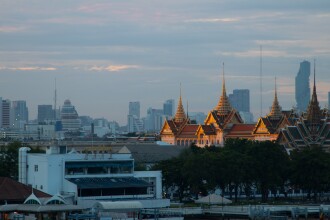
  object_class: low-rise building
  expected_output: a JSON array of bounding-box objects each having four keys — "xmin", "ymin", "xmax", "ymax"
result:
[{"xmin": 18, "ymin": 146, "xmax": 168, "ymax": 209}]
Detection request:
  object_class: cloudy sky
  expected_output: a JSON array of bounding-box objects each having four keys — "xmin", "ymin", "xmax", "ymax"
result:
[{"xmin": 0, "ymin": 0, "xmax": 329, "ymax": 125}]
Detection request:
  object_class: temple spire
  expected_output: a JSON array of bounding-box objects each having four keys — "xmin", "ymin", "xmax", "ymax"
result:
[
  {"xmin": 306, "ymin": 59, "xmax": 321, "ymax": 128},
  {"xmin": 214, "ymin": 62, "xmax": 232, "ymax": 115},
  {"xmin": 174, "ymin": 83, "xmax": 186, "ymax": 123},
  {"xmin": 268, "ymin": 77, "xmax": 282, "ymax": 120}
]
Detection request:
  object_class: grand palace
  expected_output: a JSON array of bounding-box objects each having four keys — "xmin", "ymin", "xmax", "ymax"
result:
[{"xmin": 160, "ymin": 65, "xmax": 330, "ymax": 151}]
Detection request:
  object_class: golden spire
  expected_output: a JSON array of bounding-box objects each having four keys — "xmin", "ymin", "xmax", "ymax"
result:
[
  {"xmin": 174, "ymin": 83, "xmax": 186, "ymax": 123},
  {"xmin": 268, "ymin": 77, "xmax": 282, "ymax": 120},
  {"xmin": 214, "ymin": 62, "xmax": 232, "ymax": 115},
  {"xmin": 306, "ymin": 60, "xmax": 321, "ymax": 126}
]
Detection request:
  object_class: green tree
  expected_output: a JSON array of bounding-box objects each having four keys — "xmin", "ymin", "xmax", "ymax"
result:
[
  {"xmin": 290, "ymin": 147, "xmax": 330, "ymax": 201},
  {"xmin": 0, "ymin": 141, "xmax": 22, "ymax": 180},
  {"xmin": 222, "ymin": 138, "xmax": 254, "ymax": 202},
  {"xmin": 247, "ymin": 141, "xmax": 290, "ymax": 202}
]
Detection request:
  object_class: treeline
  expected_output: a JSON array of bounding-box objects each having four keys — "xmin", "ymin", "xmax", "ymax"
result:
[
  {"xmin": 0, "ymin": 142, "xmax": 45, "ymax": 180},
  {"xmin": 153, "ymin": 139, "xmax": 330, "ymax": 203}
]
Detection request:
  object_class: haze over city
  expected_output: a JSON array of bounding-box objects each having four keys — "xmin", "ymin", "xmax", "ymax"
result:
[{"xmin": 1, "ymin": 0, "xmax": 329, "ymax": 125}]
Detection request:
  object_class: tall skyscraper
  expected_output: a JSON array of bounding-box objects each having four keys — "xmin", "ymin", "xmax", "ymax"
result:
[
  {"xmin": 127, "ymin": 101, "xmax": 142, "ymax": 132},
  {"xmin": 163, "ymin": 99, "xmax": 175, "ymax": 117},
  {"xmin": 38, "ymin": 105, "xmax": 54, "ymax": 123},
  {"xmin": 129, "ymin": 101, "xmax": 140, "ymax": 118},
  {"xmin": 228, "ymin": 89, "xmax": 250, "ymax": 112},
  {"xmin": 145, "ymin": 108, "xmax": 164, "ymax": 132},
  {"xmin": 295, "ymin": 60, "xmax": 311, "ymax": 112},
  {"xmin": 1, "ymin": 99, "xmax": 12, "ymax": 128},
  {"xmin": 12, "ymin": 100, "xmax": 29, "ymax": 129}
]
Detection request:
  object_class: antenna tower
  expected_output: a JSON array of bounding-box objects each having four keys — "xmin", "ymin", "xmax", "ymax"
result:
[
  {"xmin": 54, "ymin": 78, "xmax": 57, "ymax": 120},
  {"xmin": 260, "ymin": 45, "xmax": 263, "ymax": 117}
]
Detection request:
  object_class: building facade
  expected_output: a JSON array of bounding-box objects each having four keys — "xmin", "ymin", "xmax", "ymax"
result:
[
  {"xmin": 163, "ymin": 99, "xmax": 175, "ymax": 117},
  {"xmin": 60, "ymin": 100, "xmax": 81, "ymax": 131},
  {"xmin": 1, "ymin": 99, "xmax": 12, "ymax": 128},
  {"xmin": 129, "ymin": 101, "xmax": 140, "ymax": 118},
  {"xmin": 12, "ymin": 100, "xmax": 29, "ymax": 129},
  {"xmin": 38, "ymin": 105, "xmax": 54, "ymax": 123},
  {"xmin": 160, "ymin": 65, "xmax": 245, "ymax": 147},
  {"xmin": 228, "ymin": 89, "xmax": 250, "ymax": 112},
  {"xmin": 295, "ymin": 60, "xmax": 311, "ymax": 112},
  {"xmin": 18, "ymin": 146, "xmax": 168, "ymax": 209}
]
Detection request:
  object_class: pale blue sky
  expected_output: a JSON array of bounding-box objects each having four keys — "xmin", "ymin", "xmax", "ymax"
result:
[{"xmin": 0, "ymin": 0, "xmax": 329, "ymax": 124}]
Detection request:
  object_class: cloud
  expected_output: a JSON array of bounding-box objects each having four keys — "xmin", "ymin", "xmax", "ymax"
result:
[
  {"xmin": 0, "ymin": 26, "xmax": 27, "ymax": 33},
  {"xmin": 185, "ymin": 17, "xmax": 239, "ymax": 23},
  {"xmin": 0, "ymin": 66, "xmax": 56, "ymax": 71},
  {"xmin": 218, "ymin": 50, "xmax": 288, "ymax": 58},
  {"xmin": 77, "ymin": 3, "xmax": 113, "ymax": 13},
  {"xmin": 89, "ymin": 65, "xmax": 139, "ymax": 72}
]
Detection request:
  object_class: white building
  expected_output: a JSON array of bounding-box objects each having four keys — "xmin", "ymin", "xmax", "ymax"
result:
[{"xmin": 18, "ymin": 146, "xmax": 169, "ymax": 209}]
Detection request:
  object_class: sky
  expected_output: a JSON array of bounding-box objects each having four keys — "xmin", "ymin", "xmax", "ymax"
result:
[{"xmin": 0, "ymin": 0, "xmax": 330, "ymax": 125}]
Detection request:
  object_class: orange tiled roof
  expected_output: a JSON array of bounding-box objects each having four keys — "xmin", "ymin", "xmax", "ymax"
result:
[
  {"xmin": 177, "ymin": 124, "xmax": 199, "ymax": 138},
  {"xmin": 226, "ymin": 124, "xmax": 255, "ymax": 138}
]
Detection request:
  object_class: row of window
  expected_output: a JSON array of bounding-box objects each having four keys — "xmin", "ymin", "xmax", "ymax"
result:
[
  {"xmin": 176, "ymin": 139, "xmax": 221, "ymax": 146},
  {"xmin": 65, "ymin": 166, "xmax": 133, "ymax": 175}
]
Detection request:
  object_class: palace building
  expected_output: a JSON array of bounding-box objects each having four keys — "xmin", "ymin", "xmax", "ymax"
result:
[
  {"xmin": 278, "ymin": 68, "xmax": 330, "ymax": 151},
  {"xmin": 160, "ymin": 64, "xmax": 250, "ymax": 147},
  {"xmin": 252, "ymin": 79, "xmax": 298, "ymax": 141}
]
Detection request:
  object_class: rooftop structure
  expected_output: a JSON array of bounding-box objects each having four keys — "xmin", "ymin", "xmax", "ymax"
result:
[
  {"xmin": 278, "ymin": 62, "xmax": 330, "ymax": 151},
  {"xmin": 18, "ymin": 146, "xmax": 168, "ymax": 209}
]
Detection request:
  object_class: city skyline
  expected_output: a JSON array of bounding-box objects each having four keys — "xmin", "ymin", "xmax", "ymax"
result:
[{"xmin": 0, "ymin": 1, "xmax": 330, "ymax": 124}]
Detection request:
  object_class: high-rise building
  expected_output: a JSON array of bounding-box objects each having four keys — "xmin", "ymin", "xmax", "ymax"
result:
[
  {"xmin": 228, "ymin": 89, "xmax": 250, "ymax": 112},
  {"xmin": 163, "ymin": 99, "xmax": 175, "ymax": 117},
  {"xmin": 38, "ymin": 105, "xmax": 54, "ymax": 123},
  {"xmin": 295, "ymin": 60, "xmax": 311, "ymax": 112},
  {"xmin": 127, "ymin": 101, "xmax": 142, "ymax": 132},
  {"xmin": 1, "ymin": 99, "xmax": 12, "ymax": 128},
  {"xmin": 12, "ymin": 100, "xmax": 29, "ymax": 129},
  {"xmin": 127, "ymin": 115, "xmax": 144, "ymax": 133},
  {"xmin": 129, "ymin": 101, "xmax": 140, "ymax": 118},
  {"xmin": 145, "ymin": 108, "xmax": 164, "ymax": 132},
  {"xmin": 328, "ymin": 92, "xmax": 330, "ymax": 109},
  {"xmin": 60, "ymin": 100, "xmax": 81, "ymax": 131}
]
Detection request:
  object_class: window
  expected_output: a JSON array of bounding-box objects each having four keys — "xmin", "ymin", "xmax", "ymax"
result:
[{"xmin": 34, "ymin": 165, "xmax": 38, "ymax": 172}]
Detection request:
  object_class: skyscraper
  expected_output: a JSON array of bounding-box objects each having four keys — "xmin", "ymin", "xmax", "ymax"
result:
[
  {"xmin": 12, "ymin": 100, "xmax": 29, "ymax": 129},
  {"xmin": 38, "ymin": 105, "xmax": 54, "ymax": 123},
  {"xmin": 1, "ymin": 99, "xmax": 12, "ymax": 128},
  {"xmin": 127, "ymin": 101, "xmax": 142, "ymax": 132},
  {"xmin": 295, "ymin": 60, "xmax": 311, "ymax": 112},
  {"xmin": 228, "ymin": 89, "xmax": 250, "ymax": 112},
  {"xmin": 328, "ymin": 92, "xmax": 330, "ymax": 109},
  {"xmin": 60, "ymin": 99, "xmax": 81, "ymax": 131},
  {"xmin": 163, "ymin": 99, "xmax": 175, "ymax": 117},
  {"xmin": 129, "ymin": 101, "xmax": 140, "ymax": 118},
  {"xmin": 145, "ymin": 108, "xmax": 164, "ymax": 132}
]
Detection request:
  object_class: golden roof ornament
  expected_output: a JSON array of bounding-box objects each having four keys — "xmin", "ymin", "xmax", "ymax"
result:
[
  {"xmin": 174, "ymin": 83, "xmax": 186, "ymax": 123},
  {"xmin": 306, "ymin": 60, "xmax": 322, "ymax": 127},
  {"xmin": 268, "ymin": 77, "xmax": 282, "ymax": 120},
  {"xmin": 214, "ymin": 62, "xmax": 232, "ymax": 115}
]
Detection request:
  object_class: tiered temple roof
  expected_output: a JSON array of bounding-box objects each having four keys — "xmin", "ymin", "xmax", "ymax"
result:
[
  {"xmin": 278, "ymin": 63, "xmax": 330, "ymax": 150},
  {"xmin": 214, "ymin": 63, "xmax": 233, "ymax": 116},
  {"xmin": 253, "ymin": 79, "xmax": 295, "ymax": 139}
]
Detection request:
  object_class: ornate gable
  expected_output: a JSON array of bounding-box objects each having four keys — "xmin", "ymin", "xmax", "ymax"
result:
[
  {"xmin": 204, "ymin": 111, "xmax": 219, "ymax": 127},
  {"xmin": 253, "ymin": 118, "xmax": 271, "ymax": 135},
  {"xmin": 160, "ymin": 120, "xmax": 175, "ymax": 135}
]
